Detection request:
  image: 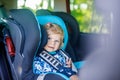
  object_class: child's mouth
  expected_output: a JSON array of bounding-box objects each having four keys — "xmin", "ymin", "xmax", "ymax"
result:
[{"xmin": 48, "ymin": 46, "xmax": 54, "ymax": 49}]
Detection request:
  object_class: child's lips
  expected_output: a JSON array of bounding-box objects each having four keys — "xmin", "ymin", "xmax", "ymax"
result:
[{"xmin": 48, "ymin": 46, "xmax": 54, "ymax": 49}]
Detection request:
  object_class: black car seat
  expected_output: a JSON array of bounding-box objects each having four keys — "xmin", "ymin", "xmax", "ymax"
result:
[
  {"xmin": 2, "ymin": 9, "xmax": 41, "ymax": 80},
  {"xmin": 36, "ymin": 10, "xmax": 85, "ymax": 69},
  {"xmin": 36, "ymin": 10, "xmax": 79, "ymax": 62},
  {"xmin": 35, "ymin": 15, "xmax": 78, "ymax": 79}
]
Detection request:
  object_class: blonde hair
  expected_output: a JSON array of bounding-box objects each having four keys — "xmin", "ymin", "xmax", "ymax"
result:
[{"xmin": 44, "ymin": 23, "xmax": 64, "ymax": 45}]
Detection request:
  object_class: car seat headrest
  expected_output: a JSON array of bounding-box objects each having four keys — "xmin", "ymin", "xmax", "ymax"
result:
[
  {"xmin": 36, "ymin": 9, "xmax": 51, "ymax": 16},
  {"xmin": 39, "ymin": 25, "xmax": 48, "ymax": 50},
  {"xmin": 8, "ymin": 9, "xmax": 41, "ymax": 79},
  {"xmin": 36, "ymin": 15, "xmax": 68, "ymax": 50},
  {"xmin": 9, "ymin": 9, "xmax": 41, "ymax": 56},
  {"xmin": 51, "ymin": 12, "xmax": 79, "ymax": 47}
]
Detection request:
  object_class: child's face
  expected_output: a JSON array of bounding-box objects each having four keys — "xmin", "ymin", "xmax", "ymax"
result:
[{"xmin": 44, "ymin": 32, "xmax": 62, "ymax": 52}]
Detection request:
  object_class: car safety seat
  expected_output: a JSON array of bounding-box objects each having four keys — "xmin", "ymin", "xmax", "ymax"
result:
[
  {"xmin": 35, "ymin": 15, "xmax": 74, "ymax": 80},
  {"xmin": 36, "ymin": 9, "xmax": 84, "ymax": 70},
  {"xmin": 2, "ymin": 9, "xmax": 41, "ymax": 80},
  {"xmin": 36, "ymin": 10, "xmax": 77, "ymax": 62}
]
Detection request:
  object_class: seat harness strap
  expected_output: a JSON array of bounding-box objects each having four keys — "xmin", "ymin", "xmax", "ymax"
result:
[{"xmin": 39, "ymin": 51, "xmax": 63, "ymax": 71}]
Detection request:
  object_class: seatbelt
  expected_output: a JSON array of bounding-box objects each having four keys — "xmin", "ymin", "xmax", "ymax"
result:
[
  {"xmin": 38, "ymin": 50, "xmax": 77, "ymax": 78},
  {"xmin": 39, "ymin": 50, "xmax": 63, "ymax": 71}
]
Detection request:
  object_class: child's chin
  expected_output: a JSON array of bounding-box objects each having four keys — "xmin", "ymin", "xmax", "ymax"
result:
[{"xmin": 47, "ymin": 49, "xmax": 55, "ymax": 52}]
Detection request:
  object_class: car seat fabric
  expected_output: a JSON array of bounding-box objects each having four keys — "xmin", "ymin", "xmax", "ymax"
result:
[
  {"xmin": 37, "ymin": 25, "xmax": 48, "ymax": 52},
  {"xmin": 2, "ymin": 9, "xmax": 41, "ymax": 80},
  {"xmin": 36, "ymin": 15, "xmax": 68, "ymax": 50},
  {"xmin": 36, "ymin": 9, "xmax": 51, "ymax": 16}
]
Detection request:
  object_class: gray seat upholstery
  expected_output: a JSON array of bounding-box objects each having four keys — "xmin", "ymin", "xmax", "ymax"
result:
[{"xmin": 3, "ymin": 9, "xmax": 41, "ymax": 80}]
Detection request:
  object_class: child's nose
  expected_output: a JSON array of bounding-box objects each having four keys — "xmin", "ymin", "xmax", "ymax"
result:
[{"xmin": 50, "ymin": 40, "xmax": 55, "ymax": 45}]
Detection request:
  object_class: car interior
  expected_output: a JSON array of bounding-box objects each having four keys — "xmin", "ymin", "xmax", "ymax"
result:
[{"xmin": 0, "ymin": 4, "xmax": 107, "ymax": 80}]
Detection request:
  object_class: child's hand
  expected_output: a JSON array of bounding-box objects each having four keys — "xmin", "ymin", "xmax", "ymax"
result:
[{"xmin": 66, "ymin": 58, "xmax": 72, "ymax": 68}]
